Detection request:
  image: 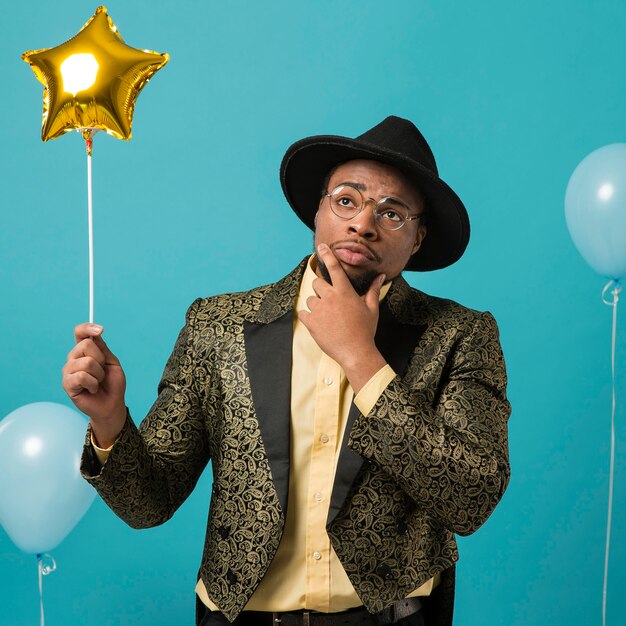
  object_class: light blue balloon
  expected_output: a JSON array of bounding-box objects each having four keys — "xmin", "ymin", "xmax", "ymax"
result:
[
  {"xmin": 0, "ymin": 402, "xmax": 95, "ymax": 553},
  {"xmin": 565, "ymin": 143, "xmax": 626, "ymax": 280}
]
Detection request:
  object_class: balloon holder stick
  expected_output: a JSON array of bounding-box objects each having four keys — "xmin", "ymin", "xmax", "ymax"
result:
[
  {"xmin": 600, "ymin": 279, "xmax": 621, "ymax": 626},
  {"xmin": 83, "ymin": 131, "xmax": 95, "ymax": 323}
]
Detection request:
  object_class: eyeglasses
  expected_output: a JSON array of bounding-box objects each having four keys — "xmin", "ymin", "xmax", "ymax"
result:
[{"xmin": 325, "ymin": 184, "xmax": 423, "ymax": 231}]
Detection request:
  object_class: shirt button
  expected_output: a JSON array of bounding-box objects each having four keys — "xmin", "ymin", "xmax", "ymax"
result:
[
  {"xmin": 314, "ymin": 491, "xmax": 323, "ymax": 502},
  {"xmin": 320, "ymin": 434, "xmax": 329, "ymax": 444},
  {"xmin": 313, "ymin": 551, "xmax": 322, "ymax": 560},
  {"xmin": 324, "ymin": 377, "xmax": 333, "ymax": 385}
]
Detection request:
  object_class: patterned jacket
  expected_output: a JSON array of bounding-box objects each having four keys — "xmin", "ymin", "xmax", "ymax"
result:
[{"xmin": 81, "ymin": 257, "xmax": 511, "ymax": 625}]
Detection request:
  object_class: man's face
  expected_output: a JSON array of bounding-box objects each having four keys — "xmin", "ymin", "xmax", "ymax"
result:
[{"xmin": 314, "ymin": 159, "xmax": 427, "ymax": 293}]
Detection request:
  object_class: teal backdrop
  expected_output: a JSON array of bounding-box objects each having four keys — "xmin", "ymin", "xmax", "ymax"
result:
[{"xmin": 1, "ymin": 1, "xmax": 625, "ymax": 624}]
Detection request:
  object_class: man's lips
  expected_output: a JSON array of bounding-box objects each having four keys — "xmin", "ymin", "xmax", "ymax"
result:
[{"xmin": 332, "ymin": 241, "xmax": 378, "ymax": 266}]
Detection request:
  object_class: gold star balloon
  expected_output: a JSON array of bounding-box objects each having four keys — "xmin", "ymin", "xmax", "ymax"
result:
[{"xmin": 22, "ymin": 6, "xmax": 169, "ymax": 141}]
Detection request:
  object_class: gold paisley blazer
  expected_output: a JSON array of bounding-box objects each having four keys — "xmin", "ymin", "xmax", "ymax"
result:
[{"xmin": 81, "ymin": 258, "xmax": 511, "ymax": 626}]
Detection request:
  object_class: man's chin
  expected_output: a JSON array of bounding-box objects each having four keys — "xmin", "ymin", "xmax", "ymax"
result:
[{"xmin": 318, "ymin": 260, "xmax": 378, "ymax": 296}]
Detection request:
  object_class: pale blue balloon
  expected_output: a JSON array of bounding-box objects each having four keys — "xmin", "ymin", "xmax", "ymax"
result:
[
  {"xmin": 0, "ymin": 402, "xmax": 95, "ymax": 553},
  {"xmin": 565, "ymin": 143, "xmax": 626, "ymax": 280}
]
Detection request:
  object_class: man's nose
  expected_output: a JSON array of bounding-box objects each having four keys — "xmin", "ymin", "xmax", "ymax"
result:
[{"xmin": 348, "ymin": 201, "xmax": 379, "ymax": 239}]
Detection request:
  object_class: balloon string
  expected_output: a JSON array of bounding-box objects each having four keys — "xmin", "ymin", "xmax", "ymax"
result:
[
  {"xmin": 601, "ymin": 279, "xmax": 621, "ymax": 626},
  {"xmin": 36, "ymin": 553, "xmax": 57, "ymax": 626},
  {"xmin": 86, "ymin": 137, "xmax": 94, "ymax": 324}
]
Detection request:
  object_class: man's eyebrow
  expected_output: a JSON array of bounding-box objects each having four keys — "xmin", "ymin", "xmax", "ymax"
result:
[
  {"xmin": 335, "ymin": 181, "xmax": 415, "ymax": 210},
  {"xmin": 379, "ymin": 196, "xmax": 408, "ymax": 207},
  {"xmin": 336, "ymin": 180, "xmax": 367, "ymax": 191}
]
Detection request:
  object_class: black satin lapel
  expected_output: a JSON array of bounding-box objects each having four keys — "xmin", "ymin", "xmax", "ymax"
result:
[
  {"xmin": 326, "ymin": 402, "xmax": 365, "ymax": 526},
  {"xmin": 327, "ymin": 300, "xmax": 427, "ymax": 526},
  {"xmin": 243, "ymin": 312, "xmax": 293, "ymax": 515},
  {"xmin": 374, "ymin": 300, "xmax": 427, "ymax": 375}
]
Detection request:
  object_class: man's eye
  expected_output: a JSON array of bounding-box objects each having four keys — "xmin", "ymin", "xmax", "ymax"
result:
[
  {"xmin": 379, "ymin": 209, "xmax": 402, "ymax": 222},
  {"xmin": 337, "ymin": 196, "xmax": 355, "ymax": 207}
]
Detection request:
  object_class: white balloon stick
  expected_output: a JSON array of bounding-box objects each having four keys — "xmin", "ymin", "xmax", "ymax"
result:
[
  {"xmin": 601, "ymin": 280, "xmax": 622, "ymax": 626},
  {"xmin": 86, "ymin": 135, "xmax": 94, "ymax": 324}
]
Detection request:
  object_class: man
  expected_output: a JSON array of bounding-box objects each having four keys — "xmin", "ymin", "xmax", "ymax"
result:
[{"xmin": 62, "ymin": 116, "xmax": 511, "ymax": 626}]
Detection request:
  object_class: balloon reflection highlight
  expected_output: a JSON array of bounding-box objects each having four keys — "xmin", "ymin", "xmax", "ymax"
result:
[
  {"xmin": 597, "ymin": 184, "xmax": 614, "ymax": 202},
  {"xmin": 24, "ymin": 437, "xmax": 43, "ymax": 457},
  {"xmin": 61, "ymin": 53, "xmax": 99, "ymax": 96}
]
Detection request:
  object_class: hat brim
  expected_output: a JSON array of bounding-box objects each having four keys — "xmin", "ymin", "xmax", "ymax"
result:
[{"xmin": 280, "ymin": 135, "xmax": 470, "ymax": 271}]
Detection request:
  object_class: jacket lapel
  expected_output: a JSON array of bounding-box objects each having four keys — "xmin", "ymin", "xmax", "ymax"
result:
[
  {"xmin": 242, "ymin": 259, "xmax": 307, "ymax": 516},
  {"xmin": 327, "ymin": 277, "xmax": 428, "ymax": 526}
]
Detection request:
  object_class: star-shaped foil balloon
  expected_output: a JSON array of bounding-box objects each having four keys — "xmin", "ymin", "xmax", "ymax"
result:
[{"xmin": 22, "ymin": 6, "xmax": 169, "ymax": 141}]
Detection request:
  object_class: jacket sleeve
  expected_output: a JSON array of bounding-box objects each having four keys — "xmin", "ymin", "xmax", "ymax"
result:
[
  {"xmin": 81, "ymin": 298, "xmax": 211, "ymax": 529},
  {"xmin": 348, "ymin": 311, "xmax": 511, "ymax": 536}
]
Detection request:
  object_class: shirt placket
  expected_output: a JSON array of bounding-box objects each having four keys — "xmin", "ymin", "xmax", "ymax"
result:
[{"xmin": 304, "ymin": 353, "xmax": 343, "ymax": 611}]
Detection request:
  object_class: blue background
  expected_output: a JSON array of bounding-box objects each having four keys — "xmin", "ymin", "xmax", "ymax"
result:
[{"xmin": 1, "ymin": 1, "xmax": 625, "ymax": 624}]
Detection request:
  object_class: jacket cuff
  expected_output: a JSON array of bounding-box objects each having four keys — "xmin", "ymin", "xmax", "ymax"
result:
[
  {"xmin": 90, "ymin": 433, "xmax": 114, "ymax": 465},
  {"xmin": 80, "ymin": 409, "xmax": 134, "ymax": 479}
]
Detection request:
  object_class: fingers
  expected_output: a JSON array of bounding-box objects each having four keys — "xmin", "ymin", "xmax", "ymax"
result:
[
  {"xmin": 317, "ymin": 244, "xmax": 350, "ymax": 288},
  {"xmin": 66, "ymin": 355, "xmax": 106, "ymax": 382},
  {"xmin": 92, "ymin": 335, "xmax": 121, "ymax": 365},
  {"xmin": 64, "ymin": 342, "xmax": 116, "ymax": 399},
  {"xmin": 305, "ymin": 295, "xmax": 321, "ymax": 313},
  {"xmin": 67, "ymin": 336, "xmax": 105, "ymax": 364},
  {"xmin": 311, "ymin": 277, "xmax": 332, "ymax": 298},
  {"xmin": 62, "ymin": 368, "xmax": 101, "ymax": 396},
  {"xmin": 65, "ymin": 323, "xmax": 121, "ymax": 398},
  {"xmin": 70, "ymin": 323, "xmax": 120, "ymax": 365},
  {"xmin": 364, "ymin": 274, "xmax": 386, "ymax": 310},
  {"xmin": 307, "ymin": 274, "xmax": 333, "ymax": 311},
  {"xmin": 296, "ymin": 309, "xmax": 311, "ymax": 330},
  {"xmin": 74, "ymin": 322, "xmax": 103, "ymax": 343}
]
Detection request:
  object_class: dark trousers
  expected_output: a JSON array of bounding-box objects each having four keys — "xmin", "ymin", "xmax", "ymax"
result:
[{"xmin": 197, "ymin": 601, "xmax": 425, "ymax": 626}]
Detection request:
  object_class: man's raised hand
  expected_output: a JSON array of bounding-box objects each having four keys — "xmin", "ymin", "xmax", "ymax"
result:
[
  {"xmin": 62, "ymin": 323, "xmax": 127, "ymax": 447},
  {"xmin": 297, "ymin": 244, "xmax": 387, "ymax": 393}
]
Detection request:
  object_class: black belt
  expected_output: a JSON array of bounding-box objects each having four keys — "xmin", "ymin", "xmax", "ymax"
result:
[{"xmin": 265, "ymin": 597, "xmax": 422, "ymax": 626}]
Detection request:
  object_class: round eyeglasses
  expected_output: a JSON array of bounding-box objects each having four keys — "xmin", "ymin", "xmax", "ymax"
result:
[{"xmin": 325, "ymin": 184, "xmax": 423, "ymax": 231}]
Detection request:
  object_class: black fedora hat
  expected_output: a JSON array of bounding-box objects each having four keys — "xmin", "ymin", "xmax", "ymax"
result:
[{"xmin": 280, "ymin": 115, "xmax": 470, "ymax": 271}]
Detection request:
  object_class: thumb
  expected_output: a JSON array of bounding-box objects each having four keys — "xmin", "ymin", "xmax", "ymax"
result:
[{"xmin": 365, "ymin": 274, "xmax": 386, "ymax": 310}]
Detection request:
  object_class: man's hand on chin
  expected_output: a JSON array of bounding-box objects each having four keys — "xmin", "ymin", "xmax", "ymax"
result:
[{"xmin": 297, "ymin": 243, "xmax": 388, "ymax": 393}]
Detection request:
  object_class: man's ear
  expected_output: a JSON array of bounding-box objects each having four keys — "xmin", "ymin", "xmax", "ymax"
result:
[{"xmin": 411, "ymin": 224, "xmax": 427, "ymax": 255}]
